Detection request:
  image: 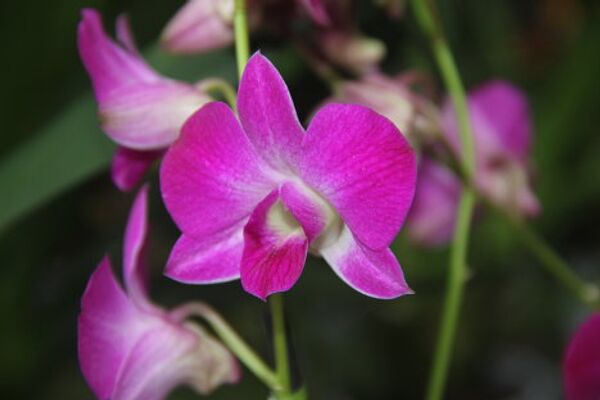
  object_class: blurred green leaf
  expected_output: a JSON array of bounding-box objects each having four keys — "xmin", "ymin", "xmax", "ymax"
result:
[{"xmin": 0, "ymin": 47, "xmax": 236, "ymax": 236}]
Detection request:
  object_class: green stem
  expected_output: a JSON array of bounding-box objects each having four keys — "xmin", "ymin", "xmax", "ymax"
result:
[
  {"xmin": 411, "ymin": 1, "xmax": 476, "ymax": 399},
  {"xmin": 234, "ymin": 0, "xmax": 250, "ymax": 79},
  {"xmin": 497, "ymin": 209, "xmax": 600, "ymax": 309},
  {"xmin": 199, "ymin": 78, "xmax": 237, "ymax": 110},
  {"xmin": 174, "ymin": 303, "xmax": 280, "ymax": 391},
  {"xmin": 270, "ymin": 294, "xmax": 292, "ymax": 398}
]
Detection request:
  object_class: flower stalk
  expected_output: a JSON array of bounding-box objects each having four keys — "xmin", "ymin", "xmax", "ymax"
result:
[
  {"xmin": 493, "ymin": 207, "xmax": 600, "ymax": 309},
  {"xmin": 410, "ymin": 0, "xmax": 476, "ymax": 399},
  {"xmin": 270, "ymin": 294, "xmax": 292, "ymax": 398},
  {"xmin": 234, "ymin": 0, "xmax": 250, "ymax": 79},
  {"xmin": 232, "ymin": 3, "xmax": 300, "ymax": 398},
  {"xmin": 173, "ymin": 302, "xmax": 281, "ymax": 391}
]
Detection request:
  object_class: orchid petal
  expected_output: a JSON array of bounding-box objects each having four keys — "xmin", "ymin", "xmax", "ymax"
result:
[
  {"xmin": 469, "ymin": 80, "xmax": 532, "ymax": 161},
  {"xmin": 300, "ymin": 103, "xmax": 417, "ymax": 250},
  {"xmin": 320, "ymin": 225, "xmax": 412, "ymax": 299},
  {"xmin": 237, "ymin": 53, "xmax": 305, "ymax": 170},
  {"xmin": 115, "ymin": 14, "xmax": 139, "ymax": 54},
  {"xmin": 441, "ymin": 80, "xmax": 532, "ymax": 163},
  {"xmin": 112, "ymin": 322, "xmax": 237, "ymax": 399},
  {"xmin": 111, "ymin": 147, "xmax": 162, "ymax": 192},
  {"xmin": 99, "ymin": 82, "xmax": 210, "ymax": 150},
  {"xmin": 79, "ymin": 9, "xmax": 210, "ymax": 150},
  {"xmin": 564, "ymin": 313, "xmax": 600, "ymax": 400},
  {"xmin": 406, "ymin": 159, "xmax": 461, "ymax": 246},
  {"xmin": 280, "ymin": 182, "xmax": 328, "ymax": 242},
  {"xmin": 161, "ymin": 102, "xmax": 274, "ymax": 240},
  {"xmin": 161, "ymin": 0, "xmax": 234, "ymax": 54},
  {"xmin": 78, "ymin": 257, "xmax": 149, "ymax": 399},
  {"xmin": 78, "ymin": 9, "xmax": 158, "ymax": 101},
  {"xmin": 241, "ymin": 190, "xmax": 308, "ymax": 300},
  {"xmin": 123, "ymin": 185, "xmax": 151, "ymax": 305},
  {"xmin": 165, "ymin": 223, "xmax": 245, "ymax": 284}
]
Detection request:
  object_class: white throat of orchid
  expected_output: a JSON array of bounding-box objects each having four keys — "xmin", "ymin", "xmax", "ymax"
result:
[{"xmin": 264, "ymin": 182, "xmax": 344, "ymax": 254}]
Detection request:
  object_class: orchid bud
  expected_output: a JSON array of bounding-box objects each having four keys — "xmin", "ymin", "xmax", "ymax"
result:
[
  {"xmin": 332, "ymin": 73, "xmax": 440, "ymax": 145},
  {"xmin": 160, "ymin": 0, "xmax": 235, "ymax": 54},
  {"xmin": 319, "ymin": 31, "xmax": 385, "ymax": 75}
]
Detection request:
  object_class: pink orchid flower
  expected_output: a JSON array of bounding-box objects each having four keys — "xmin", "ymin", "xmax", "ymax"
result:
[
  {"xmin": 311, "ymin": 1, "xmax": 385, "ymax": 75},
  {"xmin": 160, "ymin": 53, "xmax": 417, "ymax": 300},
  {"xmin": 407, "ymin": 80, "xmax": 540, "ymax": 246},
  {"xmin": 78, "ymin": 186, "xmax": 239, "ymax": 400},
  {"xmin": 330, "ymin": 72, "xmax": 439, "ymax": 144},
  {"xmin": 161, "ymin": 0, "xmax": 329, "ymax": 54},
  {"xmin": 563, "ymin": 313, "xmax": 600, "ymax": 400},
  {"xmin": 78, "ymin": 9, "xmax": 212, "ymax": 191}
]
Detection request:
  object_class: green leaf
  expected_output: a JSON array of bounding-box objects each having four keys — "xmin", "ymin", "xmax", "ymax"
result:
[{"xmin": 0, "ymin": 47, "xmax": 236, "ymax": 235}]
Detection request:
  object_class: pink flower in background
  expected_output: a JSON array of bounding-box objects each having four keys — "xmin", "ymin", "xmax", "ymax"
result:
[
  {"xmin": 563, "ymin": 313, "xmax": 600, "ymax": 400},
  {"xmin": 160, "ymin": 53, "xmax": 416, "ymax": 300},
  {"xmin": 441, "ymin": 80, "xmax": 540, "ymax": 217},
  {"xmin": 78, "ymin": 186, "xmax": 239, "ymax": 400},
  {"xmin": 160, "ymin": 0, "xmax": 236, "ymax": 54},
  {"xmin": 330, "ymin": 72, "xmax": 439, "ymax": 144},
  {"xmin": 298, "ymin": 0, "xmax": 330, "ymax": 25},
  {"xmin": 312, "ymin": 0, "xmax": 385, "ymax": 75},
  {"xmin": 161, "ymin": 0, "xmax": 329, "ymax": 54},
  {"xmin": 406, "ymin": 159, "xmax": 462, "ymax": 246},
  {"xmin": 407, "ymin": 80, "xmax": 539, "ymax": 246},
  {"xmin": 78, "ymin": 9, "xmax": 212, "ymax": 190}
]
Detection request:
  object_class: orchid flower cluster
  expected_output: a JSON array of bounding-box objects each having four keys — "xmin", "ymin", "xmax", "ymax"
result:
[{"xmin": 76, "ymin": 1, "xmax": 597, "ymax": 399}]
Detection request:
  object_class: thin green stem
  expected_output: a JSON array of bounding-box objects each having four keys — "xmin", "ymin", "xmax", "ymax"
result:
[
  {"xmin": 199, "ymin": 79, "xmax": 237, "ymax": 110},
  {"xmin": 234, "ymin": 0, "xmax": 250, "ymax": 79},
  {"xmin": 433, "ymin": 131, "xmax": 600, "ymax": 310},
  {"xmin": 270, "ymin": 294, "xmax": 292, "ymax": 398},
  {"xmin": 411, "ymin": 1, "xmax": 476, "ymax": 399},
  {"xmin": 494, "ymin": 208, "xmax": 600, "ymax": 309},
  {"xmin": 173, "ymin": 303, "xmax": 280, "ymax": 391}
]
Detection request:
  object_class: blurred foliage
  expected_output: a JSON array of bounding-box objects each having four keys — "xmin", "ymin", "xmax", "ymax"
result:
[{"xmin": 1, "ymin": 0, "xmax": 600, "ymax": 399}]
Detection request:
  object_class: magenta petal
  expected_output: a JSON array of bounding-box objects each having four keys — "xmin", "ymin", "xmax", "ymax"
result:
[
  {"xmin": 406, "ymin": 159, "xmax": 461, "ymax": 247},
  {"xmin": 280, "ymin": 182, "xmax": 327, "ymax": 242},
  {"xmin": 300, "ymin": 103, "xmax": 417, "ymax": 250},
  {"xmin": 115, "ymin": 14, "xmax": 139, "ymax": 54},
  {"xmin": 237, "ymin": 53, "xmax": 305, "ymax": 170},
  {"xmin": 165, "ymin": 224, "xmax": 244, "ymax": 284},
  {"xmin": 123, "ymin": 185, "xmax": 151, "ymax": 304},
  {"xmin": 441, "ymin": 80, "xmax": 532, "ymax": 163},
  {"xmin": 468, "ymin": 80, "xmax": 532, "ymax": 161},
  {"xmin": 78, "ymin": 9, "xmax": 210, "ymax": 150},
  {"xmin": 99, "ymin": 82, "xmax": 210, "ymax": 150},
  {"xmin": 113, "ymin": 323, "xmax": 238, "ymax": 399},
  {"xmin": 111, "ymin": 147, "xmax": 162, "ymax": 192},
  {"xmin": 78, "ymin": 257, "xmax": 147, "ymax": 399},
  {"xmin": 111, "ymin": 326, "xmax": 197, "ymax": 400},
  {"xmin": 78, "ymin": 9, "xmax": 157, "ymax": 100},
  {"xmin": 160, "ymin": 0, "xmax": 234, "ymax": 54},
  {"xmin": 564, "ymin": 313, "xmax": 600, "ymax": 400},
  {"xmin": 161, "ymin": 102, "xmax": 274, "ymax": 240},
  {"xmin": 320, "ymin": 226, "xmax": 412, "ymax": 299},
  {"xmin": 241, "ymin": 190, "xmax": 309, "ymax": 300}
]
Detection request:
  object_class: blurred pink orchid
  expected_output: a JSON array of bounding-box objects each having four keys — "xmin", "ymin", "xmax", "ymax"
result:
[
  {"xmin": 161, "ymin": 0, "xmax": 329, "ymax": 54},
  {"xmin": 330, "ymin": 72, "xmax": 439, "ymax": 144},
  {"xmin": 407, "ymin": 80, "xmax": 540, "ymax": 246},
  {"xmin": 160, "ymin": 53, "xmax": 416, "ymax": 300},
  {"xmin": 563, "ymin": 313, "xmax": 600, "ymax": 400},
  {"xmin": 78, "ymin": 186, "xmax": 240, "ymax": 400},
  {"xmin": 78, "ymin": 9, "xmax": 212, "ymax": 191},
  {"xmin": 314, "ymin": 1, "xmax": 385, "ymax": 75}
]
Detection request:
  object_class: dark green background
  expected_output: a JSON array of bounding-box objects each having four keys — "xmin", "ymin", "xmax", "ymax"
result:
[{"xmin": 1, "ymin": 0, "xmax": 599, "ymax": 398}]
